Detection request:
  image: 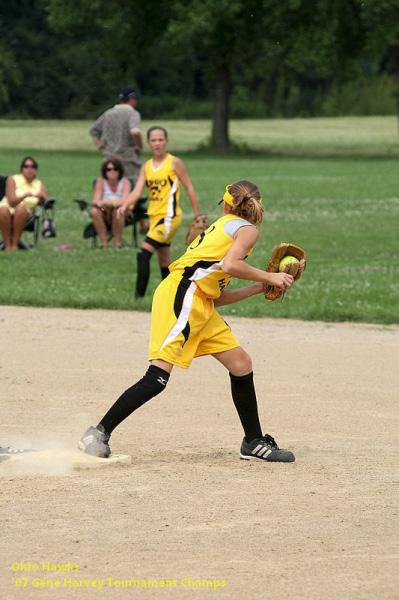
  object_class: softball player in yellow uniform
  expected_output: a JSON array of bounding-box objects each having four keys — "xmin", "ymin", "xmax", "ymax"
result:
[
  {"xmin": 80, "ymin": 181, "xmax": 296, "ymax": 463},
  {"xmin": 117, "ymin": 126, "xmax": 199, "ymax": 297}
]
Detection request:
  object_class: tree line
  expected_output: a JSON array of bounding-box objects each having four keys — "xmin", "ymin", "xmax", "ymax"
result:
[{"xmin": 1, "ymin": 0, "xmax": 399, "ymax": 148}]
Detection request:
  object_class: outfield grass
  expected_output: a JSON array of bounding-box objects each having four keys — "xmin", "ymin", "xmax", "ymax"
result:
[
  {"xmin": 1, "ymin": 116, "xmax": 399, "ymax": 155},
  {"xmin": 0, "ymin": 118, "xmax": 398, "ymax": 323}
]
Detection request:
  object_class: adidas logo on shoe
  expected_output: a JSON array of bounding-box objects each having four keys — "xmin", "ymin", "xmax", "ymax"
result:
[{"xmin": 240, "ymin": 434, "xmax": 295, "ymax": 463}]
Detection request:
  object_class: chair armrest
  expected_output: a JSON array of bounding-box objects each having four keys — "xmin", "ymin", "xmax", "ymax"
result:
[
  {"xmin": 74, "ymin": 199, "xmax": 89, "ymax": 211},
  {"xmin": 44, "ymin": 198, "xmax": 56, "ymax": 209}
]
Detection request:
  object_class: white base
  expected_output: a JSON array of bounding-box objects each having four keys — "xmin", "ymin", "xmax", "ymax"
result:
[{"xmin": 73, "ymin": 452, "xmax": 131, "ymax": 469}]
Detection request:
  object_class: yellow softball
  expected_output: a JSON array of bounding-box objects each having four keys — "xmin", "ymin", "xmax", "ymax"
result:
[{"xmin": 279, "ymin": 255, "xmax": 299, "ymax": 271}]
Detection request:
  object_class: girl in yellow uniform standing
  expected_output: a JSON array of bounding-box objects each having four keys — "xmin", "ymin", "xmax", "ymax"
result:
[
  {"xmin": 118, "ymin": 126, "xmax": 199, "ymax": 297},
  {"xmin": 80, "ymin": 180, "xmax": 296, "ymax": 463}
]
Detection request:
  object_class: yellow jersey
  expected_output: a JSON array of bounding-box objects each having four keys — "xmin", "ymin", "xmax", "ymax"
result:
[
  {"xmin": 145, "ymin": 153, "xmax": 182, "ymax": 219},
  {"xmin": 169, "ymin": 214, "xmax": 255, "ymax": 299}
]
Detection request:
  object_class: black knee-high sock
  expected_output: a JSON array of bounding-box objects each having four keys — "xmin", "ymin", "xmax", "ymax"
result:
[
  {"xmin": 160, "ymin": 266, "xmax": 169, "ymax": 280},
  {"xmin": 136, "ymin": 248, "xmax": 153, "ymax": 297},
  {"xmin": 229, "ymin": 371, "xmax": 262, "ymax": 442},
  {"xmin": 99, "ymin": 365, "xmax": 170, "ymax": 434}
]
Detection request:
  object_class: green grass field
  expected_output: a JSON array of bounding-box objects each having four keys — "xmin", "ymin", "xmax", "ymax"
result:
[
  {"xmin": 0, "ymin": 117, "xmax": 398, "ymax": 323},
  {"xmin": 2, "ymin": 116, "xmax": 399, "ymax": 155}
]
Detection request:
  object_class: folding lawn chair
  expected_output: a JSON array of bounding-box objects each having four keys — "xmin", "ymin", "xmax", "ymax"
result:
[
  {"xmin": 0, "ymin": 174, "xmax": 56, "ymax": 250},
  {"xmin": 20, "ymin": 198, "xmax": 57, "ymax": 249}
]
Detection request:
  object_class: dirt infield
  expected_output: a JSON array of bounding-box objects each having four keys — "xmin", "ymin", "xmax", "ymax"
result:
[{"xmin": 1, "ymin": 305, "xmax": 398, "ymax": 600}]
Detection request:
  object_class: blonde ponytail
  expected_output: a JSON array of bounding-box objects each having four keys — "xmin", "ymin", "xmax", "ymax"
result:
[{"xmin": 226, "ymin": 180, "xmax": 264, "ymax": 226}]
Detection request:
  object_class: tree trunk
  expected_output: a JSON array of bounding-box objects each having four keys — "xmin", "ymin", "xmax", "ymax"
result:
[{"xmin": 211, "ymin": 65, "xmax": 231, "ymax": 150}]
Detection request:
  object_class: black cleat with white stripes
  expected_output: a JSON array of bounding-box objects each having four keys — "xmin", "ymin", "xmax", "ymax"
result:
[{"xmin": 240, "ymin": 434, "xmax": 295, "ymax": 463}]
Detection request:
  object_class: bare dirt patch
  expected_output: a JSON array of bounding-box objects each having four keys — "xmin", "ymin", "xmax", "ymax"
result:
[{"xmin": 1, "ymin": 306, "xmax": 398, "ymax": 599}]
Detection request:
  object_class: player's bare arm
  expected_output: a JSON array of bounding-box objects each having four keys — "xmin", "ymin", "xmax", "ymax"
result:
[
  {"xmin": 213, "ymin": 283, "xmax": 264, "ymax": 307},
  {"xmin": 222, "ymin": 226, "xmax": 294, "ymax": 290},
  {"xmin": 172, "ymin": 157, "xmax": 200, "ymax": 217},
  {"xmin": 117, "ymin": 177, "xmax": 132, "ymax": 209},
  {"xmin": 117, "ymin": 165, "xmax": 146, "ymax": 218}
]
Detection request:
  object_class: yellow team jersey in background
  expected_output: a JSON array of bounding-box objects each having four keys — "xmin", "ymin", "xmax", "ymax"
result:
[
  {"xmin": 169, "ymin": 214, "xmax": 255, "ymax": 299},
  {"xmin": 145, "ymin": 153, "xmax": 182, "ymax": 219}
]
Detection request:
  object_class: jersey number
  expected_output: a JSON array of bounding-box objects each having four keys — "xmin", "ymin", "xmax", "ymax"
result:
[{"xmin": 189, "ymin": 225, "xmax": 215, "ymax": 250}]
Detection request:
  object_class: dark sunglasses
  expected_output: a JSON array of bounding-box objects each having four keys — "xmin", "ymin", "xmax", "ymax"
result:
[
  {"xmin": 106, "ymin": 166, "xmax": 118, "ymax": 172},
  {"xmin": 23, "ymin": 163, "xmax": 37, "ymax": 168}
]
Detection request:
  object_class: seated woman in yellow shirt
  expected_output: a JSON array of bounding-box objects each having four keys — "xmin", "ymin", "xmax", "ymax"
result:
[{"xmin": 0, "ymin": 156, "xmax": 47, "ymax": 250}]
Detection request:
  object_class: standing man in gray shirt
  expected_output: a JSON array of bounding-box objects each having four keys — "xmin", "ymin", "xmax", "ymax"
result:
[{"xmin": 89, "ymin": 85, "xmax": 143, "ymax": 182}]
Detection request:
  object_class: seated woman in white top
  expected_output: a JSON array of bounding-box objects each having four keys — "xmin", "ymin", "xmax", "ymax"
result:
[{"xmin": 91, "ymin": 157, "xmax": 131, "ymax": 249}]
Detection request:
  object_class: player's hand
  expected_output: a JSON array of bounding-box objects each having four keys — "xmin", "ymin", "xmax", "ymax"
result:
[{"xmin": 265, "ymin": 272, "xmax": 294, "ymax": 291}]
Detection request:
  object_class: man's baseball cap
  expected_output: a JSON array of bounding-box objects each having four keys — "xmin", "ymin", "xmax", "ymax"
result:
[{"xmin": 119, "ymin": 85, "xmax": 141, "ymax": 99}]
